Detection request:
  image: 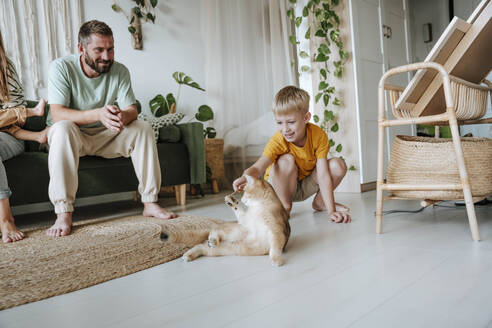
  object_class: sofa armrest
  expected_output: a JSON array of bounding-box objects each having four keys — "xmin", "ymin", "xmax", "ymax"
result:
[{"xmin": 177, "ymin": 122, "xmax": 206, "ymax": 185}]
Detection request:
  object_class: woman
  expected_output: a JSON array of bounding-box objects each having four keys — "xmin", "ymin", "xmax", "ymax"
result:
[{"xmin": 0, "ymin": 30, "xmax": 48, "ymax": 242}]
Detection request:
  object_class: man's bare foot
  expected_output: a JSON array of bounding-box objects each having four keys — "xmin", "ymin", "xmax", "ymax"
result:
[
  {"xmin": 1, "ymin": 216, "xmax": 25, "ymax": 243},
  {"xmin": 27, "ymin": 98, "xmax": 46, "ymax": 117},
  {"xmin": 36, "ymin": 127, "xmax": 50, "ymax": 144},
  {"xmin": 143, "ymin": 202, "xmax": 177, "ymax": 220},
  {"xmin": 46, "ymin": 212, "xmax": 72, "ymax": 237}
]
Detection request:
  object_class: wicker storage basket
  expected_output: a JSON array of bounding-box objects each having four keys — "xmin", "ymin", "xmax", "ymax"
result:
[
  {"xmin": 205, "ymin": 138, "xmax": 225, "ymax": 180},
  {"xmin": 392, "ymin": 77, "xmax": 490, "ymax": 120},
  {"xmin": 387, "ymin": 135, "xmax": 492, "ymax": 200}
]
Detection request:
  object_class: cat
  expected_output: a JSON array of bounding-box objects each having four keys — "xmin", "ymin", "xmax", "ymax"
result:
[{"xmin": 182, "ymin": 174, "xmax": 291, "ymax": 266}]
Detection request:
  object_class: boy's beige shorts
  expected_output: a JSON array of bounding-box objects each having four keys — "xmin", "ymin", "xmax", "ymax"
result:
[{"xmin": 267, "ymin": 170, "xmax": 319, "ymax": 202}]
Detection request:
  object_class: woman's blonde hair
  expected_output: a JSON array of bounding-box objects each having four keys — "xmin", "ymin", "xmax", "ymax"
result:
[
  {"xmin": 272, "ymin": 85, "xmax": 310, "ymax": 115},
  {"xmin": 0, "ymin": 30, "xmax": 10, "ymax": 103}
]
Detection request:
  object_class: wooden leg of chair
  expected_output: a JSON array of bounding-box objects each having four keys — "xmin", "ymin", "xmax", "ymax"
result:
[
  {"xmin": 376, "ymin": 123, "xmax": 385, "ymax": 234},
  {"xmin": 211, "ymin": 179, "xmax": 220, "ymax": 194},
  {"xmin": 449, "ymin": 115, "xmax": 480, "ymax": 241},
  {"xmin": 174, "ymin": 184, "xmax": 186, "ymax": 206}
]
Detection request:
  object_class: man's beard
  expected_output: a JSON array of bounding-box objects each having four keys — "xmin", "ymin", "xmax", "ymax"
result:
[{"xmin": 84, "ymin": 54, "xmax": 113, "ymax": 74}]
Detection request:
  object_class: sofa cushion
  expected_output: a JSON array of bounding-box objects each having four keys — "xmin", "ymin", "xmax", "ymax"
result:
[{"xmin": 159, "ymin": 125, "xmax": 181, "ymax": 143}]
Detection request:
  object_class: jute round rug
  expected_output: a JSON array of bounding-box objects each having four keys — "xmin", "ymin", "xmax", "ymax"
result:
[{"xmin": 0, "ymin": 215, "xmax": 225, "ymax": 310}]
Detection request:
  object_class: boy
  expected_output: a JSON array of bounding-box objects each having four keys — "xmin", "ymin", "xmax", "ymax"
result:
[{"xmin": 233, "ymin": 86, "xmax": 350, "ymax": 223}]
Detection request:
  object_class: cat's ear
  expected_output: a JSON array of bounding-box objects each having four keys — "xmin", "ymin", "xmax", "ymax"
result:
[{"xmin": 244, "ymin": 174, "xmax": 255, "ymax": 185}]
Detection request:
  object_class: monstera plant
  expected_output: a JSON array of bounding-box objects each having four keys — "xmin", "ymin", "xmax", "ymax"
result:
[{"xmin": 149, "ymin": 71, "xmax": 216, "ymax": 138}]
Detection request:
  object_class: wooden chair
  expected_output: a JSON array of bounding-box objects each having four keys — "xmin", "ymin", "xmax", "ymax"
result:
[{"xmin": 376, "ymin": 0, "xmax": 492, "ymax": 241}]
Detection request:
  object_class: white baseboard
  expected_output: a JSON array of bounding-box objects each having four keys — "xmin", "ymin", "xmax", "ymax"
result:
[{"xmin": 11, "ymin": 192, "xmax": 136, "ymax": 215}]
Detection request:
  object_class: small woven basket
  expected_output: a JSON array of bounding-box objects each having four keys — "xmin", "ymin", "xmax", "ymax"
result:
[{"xmin": 387, "ymin": 135, "xmax": 492, "ymax": 200}]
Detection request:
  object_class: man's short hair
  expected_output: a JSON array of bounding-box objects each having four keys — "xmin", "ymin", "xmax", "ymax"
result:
[
  {"xmin": 78, "ymin": 20, "xmax": 113, "ymax": 47},
  {"xmin": 273, "ymin": 86, "xmax": 310, "ymax": 115}
]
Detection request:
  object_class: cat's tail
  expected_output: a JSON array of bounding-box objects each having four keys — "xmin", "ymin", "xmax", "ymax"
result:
[
  {"xmin": 157, "ymin": 217, "xmax": 225, "ymax": 246},
  {"xmin": 160, "ymin": 229, "xmax": 210, "ymax": 245}
]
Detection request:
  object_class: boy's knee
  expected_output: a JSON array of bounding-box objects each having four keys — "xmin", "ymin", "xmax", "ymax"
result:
[
  {"xmin": 276, "ymin": 154, "xmax": 297, "ymax": 172},
  {"xmin": 330, "ymin": 157, "xmax": 347, "ymax": 176}
]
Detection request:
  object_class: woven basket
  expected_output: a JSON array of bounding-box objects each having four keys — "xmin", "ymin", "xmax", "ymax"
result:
[
  {"xmin": 205, "ymin": 138, "xmax": 225, "ymax": 179},
  {"xmin": 391, "ymin": 77, "xmax": 490, "ymax": 120},
  {"xmin": 387, "ymin": 135, "xmax": 492, "ymax": 200}
]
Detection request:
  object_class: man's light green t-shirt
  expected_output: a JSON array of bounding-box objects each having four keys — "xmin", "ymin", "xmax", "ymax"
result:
[{"xmin": 47, "ymin": 54, "xmax": 136, "ymax": 127}]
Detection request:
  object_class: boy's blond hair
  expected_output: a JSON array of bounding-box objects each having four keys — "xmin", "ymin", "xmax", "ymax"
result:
[{"xmin": 273, "ymin": 85, "xmax": 310, "ymax": 115}]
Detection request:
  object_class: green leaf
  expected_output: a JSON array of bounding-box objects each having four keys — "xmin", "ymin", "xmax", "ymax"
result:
[
  {"xmin": 339, "ymin": 49, "xmax": 349, "ymax": 60},
  {"xmin": 295, "ymin": 16, "xmax": 302, "ymax": 28},
  {"xmin": 166, "ymin": 93, "xmax": 176, "ymax": 107},
  {"xmin": 302, "ymin": 6, "xmax": 309, "ymax": 17},
  {"xmin": 184, "ymin": 76, "xmax": 192, "ymax": 84},
  {"xmin": 324, "ymin": 110, "xmax": 334, "ymax": 121},
  {"xmin": 315, "ymin": 29, "xmax": 325, "ymax": 37},
  {"xmin": 111, "ymin": 4, "xmax": 119, "ymax": 12},
  {"xmin": 195, "ymin": 105, "xmax": 214, "ymax": 122},
  {"xmin": 313, "ymin": 114, "xmax": 320, "ymax": 123},
  {"xmin": 204, "ymin": 127, "xmax": 217, "ymax": 139},
  {"xmin": 327, "ymin": 86, "xmax": 335, "ymax": 93},
  {"xmin": 128, "ymin": 26, "xmax": 136, "ymax": 34},
  {"xmin": 330, "ymin": 29, "xmax": 340, "ymax": 42},
  {"xmin": 299, "ymin": 51, "xmax": 309, "ymax": 58},
  {"xmin": 147, "ymin": 13, "xmax": 155, "ymax": 23},
  {"xmin": 149, "ymin": 94, "xmax": 169, "ymax": 117},
  {"xmin": 314, "ymin": 0, "xmax": 321, "ymax": 4},
  {"xmin": 318, "ymin": 81, "xmax": 328, "ymax": 90},
  {"xmin": 320, "ymin": 69, "xmax": 327, "ymax": 80},
  {"xmin": 189, "ymin": 82, "xmax": 205, "ymax": 91},
  {"xmin": 130, "ymin": 16, "xmax": 135, "ymax": 24},
  {"xmin": 323, "ymin": 94, "xmax": 330, "ymax": 107},
  {"xmin": 319, "ymin": 43, "xmax": 331, "ymax": 55},
  {"xmin": 305, "ymin": 27, "xmax": 311, "ymax": 39},
  {"xmin": 315, "ymin": 53, "xmax": 328, "ymax": 62},
  {"xmin": 307, "ymin": 0, "xmax": 314, "ymax": 9},
  {"xmin": 300, "ymin": 65, "xmax": 310, "ymax": 72},
  {"xmin": 178, "ymin": 72, "xmax": 185, "ymax": 81},
  {"xmin": 329, "ymin": 139, "xmax": 335, "ymax": 147},
  {"xmin": 334, "ymin": 65, "xmax": 343, "ymax": 78},
  {"xmin": 172, "ymin": 71, "xmax": 180, "ymax": 82},
  {"xmin": 133, "ymin": 6, "xmax": 142, "ymax": 17},
  {"xmin": 331, "ymin": 122, "xmax": 339, "ymax": 132},
  {"xmin": 336, "ymin": 144, "xmax": 342, "ymax": 152},
  {"xmin": 331, "ymin": 0, "xmax": 339, "ymax": 6},
  {"xmin": 315, "ymin": 93, "xmax": 323, "ymax": 103},
  {"xmin": 287, "ymin": 8, "xmax": 294, "ymax": 19},
  {"xmin": 150, "ymin": 0, "xmax": 158, "ymax": 8},
  {"xmin": 289, "ymin": 35, "xmax": 298, "ymax": 45},
  {"xmin": 332, "ymin": 97, "xmax": 340, "ymax": 106},
  {"xmin": 348, "ymin": 165, "xmax": 356, "ymax": 171},
  {"xmin": 288, "ymin": 0, "xmax": 297, "ymax": 3}
]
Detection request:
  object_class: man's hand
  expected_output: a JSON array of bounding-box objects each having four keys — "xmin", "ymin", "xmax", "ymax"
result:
[
  {"xmin": 233, "ymin": 176, "xmax": 247, "ymax": 191},
  {"xmin": 329, "ymin": 211, "xmax": 351, "ymax": 223},
  {"xmin": 117, "ymin": 109, "xmax": 135, "ymax": 126},
  {"xmin": 99, "ymin": 105, "xmax": 123, "ymax": 132}
]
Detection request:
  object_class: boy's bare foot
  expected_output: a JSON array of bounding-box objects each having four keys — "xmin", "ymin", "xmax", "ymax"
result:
[
  {"xmin": 36, "ymin": 127, "xmax": 50, "ymax": 144},
  {"xmin": 312, "ymin": 196, "xmax": 350, "ymax": 213},
  {"xmin": 27, "ymin": 98, "xmax": 46, "ymax": 117},
  {"xmin": 143, "ymin": 202, "xmax": 177, "ymax": 220},
  {"xmin": 46, "ymin": 212, "xmax": 72, "ymax": 237},
  {"xmin": 1, "ymin": 216, "xmax": 25, "ymax": 243}
]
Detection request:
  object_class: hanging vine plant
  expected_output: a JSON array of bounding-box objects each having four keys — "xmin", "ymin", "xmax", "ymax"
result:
[{"xmin": 287, "ymin": 0, "xmax": 355, "ymax": 171}]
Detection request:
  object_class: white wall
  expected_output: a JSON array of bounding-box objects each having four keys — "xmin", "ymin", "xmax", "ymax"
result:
[{"xmin": 22, "ymin": 0, "xmax": 207, "ymax": 117}]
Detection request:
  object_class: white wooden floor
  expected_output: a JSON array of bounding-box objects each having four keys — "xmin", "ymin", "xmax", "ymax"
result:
[{"xmin": 1, "ymin": 191, "xmax": 492, "ymax": 328}]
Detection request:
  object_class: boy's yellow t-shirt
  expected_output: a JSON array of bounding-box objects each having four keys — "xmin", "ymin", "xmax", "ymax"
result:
[{"xmin": 263, "ymin": 123, "xmax": 330, "ymax": 181}]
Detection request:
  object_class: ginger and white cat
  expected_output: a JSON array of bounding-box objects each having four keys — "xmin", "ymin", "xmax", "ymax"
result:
[{"xmin": 182, "ymin": 174, "xmax": 291, "ymax": 266}]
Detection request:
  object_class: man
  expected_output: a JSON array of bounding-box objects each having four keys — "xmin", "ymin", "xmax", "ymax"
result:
[{"xmin": 46, "ymin": 20, "xmax": 176, "ymax": 237}]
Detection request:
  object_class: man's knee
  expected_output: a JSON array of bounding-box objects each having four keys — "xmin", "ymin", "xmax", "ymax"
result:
[
  {"xmin": 126, "ymin": 119, "xmax": 154, "ymax": 138},
  {"xmin": 49, "ymin": 121, "xmax": 79, "ymax": 141},
  {"xmin": 329, "ymin": 157, "xmax": 347, "ymax": 177}
]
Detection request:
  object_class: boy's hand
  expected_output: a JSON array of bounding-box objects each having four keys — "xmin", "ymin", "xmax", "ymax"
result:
[
  {"xmin": 233, "ymin": 176, "xmax": 247, "ymax": 191},
  {"xmin": 329, "ymin": 211, "xmax": 351, "ymax": 223}
]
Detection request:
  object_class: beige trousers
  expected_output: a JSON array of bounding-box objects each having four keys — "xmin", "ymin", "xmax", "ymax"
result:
[{"xmin": 47, "ymin": 120, "xmax": 161, "ymax": 214}]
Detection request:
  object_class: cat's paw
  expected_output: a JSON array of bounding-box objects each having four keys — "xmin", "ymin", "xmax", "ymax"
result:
[
  {"xmin": 183, "ymin": 247, "xmax": 200, "ymax": 262},
  {"xmin": 224, "ymin": 194, "xmax": 239, "ymax": 209},
  {"xmin": 270, "ymin": 255, "xmax": 285, "ymax": 267},
  {"xmin": 208, "ymin": 236, "xmax": 219, "ymax": 248}
]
